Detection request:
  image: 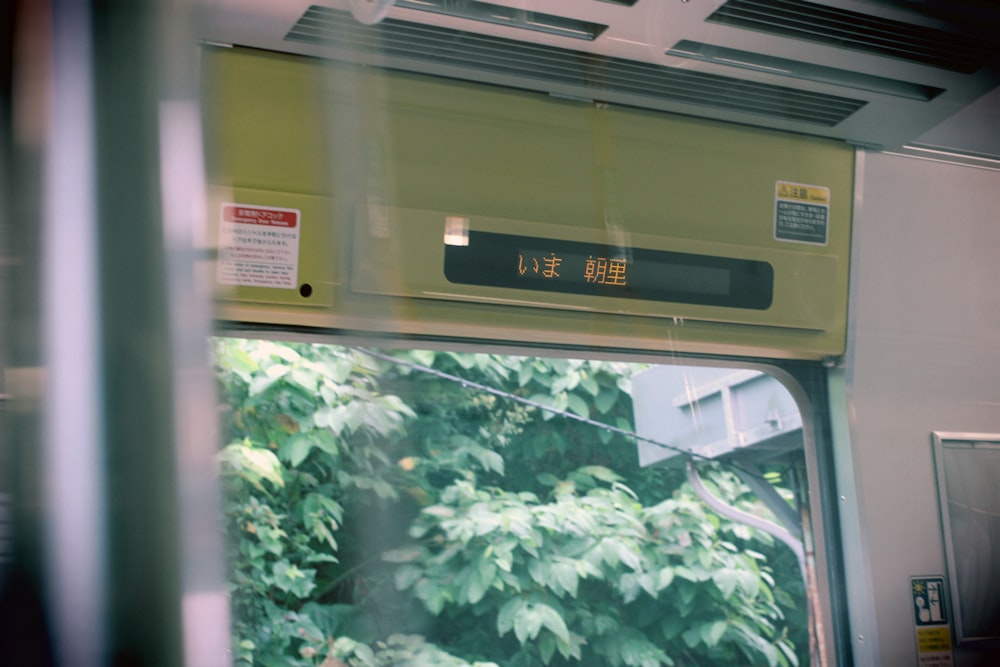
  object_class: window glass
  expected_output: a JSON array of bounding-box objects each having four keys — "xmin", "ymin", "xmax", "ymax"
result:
[{"xmin": 215, "ymin": 338, "xmax": 809, "ymax": 667}]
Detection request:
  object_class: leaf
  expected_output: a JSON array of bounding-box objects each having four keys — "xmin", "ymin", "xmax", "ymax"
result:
[
  {"xmin": 536, "ymin": 473, "xmax": 559, "ymax": 487},
  {"xmin": 551, "ymin": 560, "xmax": 579, "ymax": 598},
  {"xmin": 566, "ymin": 393, "xmax": 590, "ymax": 419},
  {"xmin": 477, "ymin": 556, "xmax": 498, "ymax": 594},
  {"xmin": 777, "ymin": 640, "xmax": 800, "ymax": 667},
  {"xmin": 311, "ymin": 428, "xmax": 339, "ymax": 457},
  {"xmin": 344, "ymin": 402, "xmax": 366, "ymax": 433},
  {"xmin": 593, "ymin": 388, "xmax": 618, "ymax": 414},
  {"xmin": 311, "ymin": 493, "xmax": 345, "ymax": 524},
  {"xmin": 513, "ymin": 605, "xmax": 542, "ymax": 644},
  {"xmin": 701, "ymin": 620, "xmax": 727, "ymax": 647},
  {"xmin": 475, "ymin": 448, "xmax": 505, "ymax": 476},
  {"xmin": 548, "ymin": 358, "xmax": 569, "ymax": 374},
  {"xmin": 289, "ymin": 367, "xmax": 318, "ymax": 393},
  {"xmin": 352, "ymin": 643, "xmax": 376, "ymax": 665},
  {"xmin": 518, "ymin": 363, "xmax": 534, "ymax": 388},
  {"xmin": 536, "ymin": 603, "xmax": 570, "ymax": 644},
  {"xmin": 376, "ymin": 394, "xmax": 416, "ymax": 418},
  {"xmin": 410, "ymin": 349, "xmax": 436, "ymax": 366},
  {"xmin": 617, "ymin": 542, "xmax": 642, "ymax": 571},
  {"xmin": 737, "ymin": 568, "xmax": 761, "ymax": 599},
  {"xmin": 414, "ymin": 579, "xmax": 449, "ymax": 615},
  {"xmin": 272, "ymin": 561, "xmax": 316, "ymax": 598},
  {"xmin": 553, "ymin": 392, "xmax": 569, "ymax": 414},
  {"xmin": 218, "ymin": 344, "xmax": 259, "ymax": 382},
  {"xmin": 304, "ymin": 552, "xmax": 337, "ymax": 564},
  {"xmin": 539, "ymin": 633, "xmax": 557, "ymax": 665},
  {"xmin": 279, "ymin": 433, "xmax": 313, "ymax": 467},
  {"xmin": 528, "ymin": 559, "xmax": 549, "ymax": 587},
  {"xmin": 677, "ymin": 580, "xmax": 697, "ymax": 608},
  {"xmin": 464, "ymin": 569, "xmax": 488, "ymax": 605},
  {"xmin": 731, "ymin": 622, "xmax": 780, "ymax": 667},
  {"xmin": 575, "ymin": 466, "xmax": 622, "ymax": 484},
  {"xmin": 395, "ymin": 565, "xmax": 423, "ymax": 591},
  {"xmin": 474, "ymin": 353, "xmax": 495, "ymax": 373},
  {"xmin": 528, "ymin": 393, "xmax": 556, "ymax": 412},
  {"xmin": 579, "ymin": 374, "xmax": 600, "ymax": 396},
  {"xmin": 447, "ymin": 352, "xmax": 476, "ymax": 370},
  {"xmin": 423, "ymin": 505, "xmax": 456, "ymax": 519},
  {"xmin": 637, "ymin": 572, "xmax": 657, "ymax": 598},
  {"xmin": 618, "ymin": 574, "xmax": 641, "ymax": 603},
  {"xmin": 227, "ymin": 444, "xmax": 284, "ymax": 490},
  {"xmin": 595, "ymin": 615, "xmax": 618, "ymax": 636},
  {"xmin": 306, "ymin": 516, "xmax": 338, "ymax": 551},
  {"xmin": 497, "ymin": 598, "xmax": 523, "ymax": 637},
  {"xmin": 328, "ymin": 357, "xmax": 354, "ymax": 383},
  {"xmin": 656, "ymin": 566, "xmax": 675, "ymax": 591},
  {"xmin": 269, "ymin": 344, "xmax": 301, "ymax": 363},
  {"xmin": 248, "ymin": 371, "xmax": 283, "ymax": 397},
  {"xmin": 313, "ymin": 406, "xmax": 337, "ymax": 430},
  {"xmin": 713, "ymin": 568, "xmax": 739, "ymax": 599}
]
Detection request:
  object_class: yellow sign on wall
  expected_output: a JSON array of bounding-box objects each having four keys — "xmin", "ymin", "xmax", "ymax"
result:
[
  {"xmin": 775, "ymin": 181, "xmax": 831, "ymax": 246},
  {"xmin": 911, "ymin": 576, "xmax": 953, "ymax": 666}
]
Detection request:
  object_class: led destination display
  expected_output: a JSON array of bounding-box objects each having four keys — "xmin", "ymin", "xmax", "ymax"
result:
[{"xmin": 444, "ymin": 231, "xmax": 773, "ymax": 310}]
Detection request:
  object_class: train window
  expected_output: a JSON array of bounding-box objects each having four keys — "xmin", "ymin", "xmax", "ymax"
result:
[
  {"xmin": 214, "ymin": 337, "xmax": 814, "ymax": 667},
  {"xmin": 932, "ymin": 433, "xmax": 1000, "ymax": 643}
]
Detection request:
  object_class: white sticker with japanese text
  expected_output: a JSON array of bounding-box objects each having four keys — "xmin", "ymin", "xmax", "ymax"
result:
[
  {"xmin": 774, "ymin": 181, "xmax": 830, "ymax": 246},
  {"xmin": 217, "ymin": 203, "xmax": 301, "ymax": 289}
]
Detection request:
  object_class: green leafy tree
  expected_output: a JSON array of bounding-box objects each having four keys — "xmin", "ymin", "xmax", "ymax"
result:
[
  {"xmin": 214, "ymin": 339, "xmax": 805, "ymax": 667},
  {"xmin": 393, "ymin": 473, "xmax": 795, "ymax": 666},
  {"xmin": 217, "ymin": 340, "xmax": 417, "ymax": 665}
]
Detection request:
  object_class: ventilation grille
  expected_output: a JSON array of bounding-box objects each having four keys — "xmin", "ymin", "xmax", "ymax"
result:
[
  {"xmin": 669, "ymin": 40, "xmax": 944, "ymax": 101},
  {"xmin": 286, "ymin": 6, "xmax": 866, "ymax": 127},
  {"xmin": 709, "ymin": 0, "xmax": 993, "ymax": 74},
  {"xmin": 394, "ymin": 0, "xmax": 609, "ymax": 41}
]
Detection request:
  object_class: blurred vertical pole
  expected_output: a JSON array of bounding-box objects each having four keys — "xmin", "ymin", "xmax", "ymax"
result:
[
  {"xmin": 93, "ymin": 0, "xmax": 229, "ymax": 663},
  {"xmin": 41, "ymin": 1, "xmax": 108, "ymax": 665},
  {"xmin": 156, "ymin": 0, "xmax": 231, "ymax": 665},
  {"xmin": 88, "ymin": 0, "xmax": 185, "ymax": 665}
]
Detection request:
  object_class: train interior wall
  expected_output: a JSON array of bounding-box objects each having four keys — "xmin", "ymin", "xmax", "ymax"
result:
[{"xmin": 835, "ymin": 151, "xmax": 1000, "ymax": 666}]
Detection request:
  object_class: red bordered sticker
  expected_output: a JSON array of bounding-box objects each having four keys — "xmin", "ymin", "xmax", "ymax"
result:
[{"xmin": 217, "ymin": 203, "xmax": 301, "ymax": 289}]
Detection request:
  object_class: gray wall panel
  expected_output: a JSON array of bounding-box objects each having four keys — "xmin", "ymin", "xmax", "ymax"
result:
[{"xmin": 842, "ymin": 151, "xmax": 1000, "ymax": 665}]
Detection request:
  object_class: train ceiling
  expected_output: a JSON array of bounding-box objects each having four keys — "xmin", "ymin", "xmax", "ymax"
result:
[{"xmin": 198, "ymin": 0, "xmax": 1000, "ymax": 159}]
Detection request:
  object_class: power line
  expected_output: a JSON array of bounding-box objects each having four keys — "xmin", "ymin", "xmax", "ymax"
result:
[{"xmin": 352, "ymin": 346, "xmax": 761, "ymax": 475}]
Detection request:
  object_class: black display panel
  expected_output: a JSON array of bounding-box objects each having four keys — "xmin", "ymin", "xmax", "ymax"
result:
[{"xmin": 444, "ymin": 231, "xmax": 773, "ymax": 310}]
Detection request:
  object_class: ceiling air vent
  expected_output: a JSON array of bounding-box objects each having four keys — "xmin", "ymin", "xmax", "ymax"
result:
[
  {"xmin": 708, "ymin": 0, "xmax": 994, "ymax": 74},
  {"xmin": 668, "ymin": 40, "xmax": 944, "ymax": 101},
  {"xmin": 286, "ymin": 5, "xmax": 866, "ymax": 127},
  {"xmin": 393, "ymin": 0, "xmax": 609, "ymax": 41}
]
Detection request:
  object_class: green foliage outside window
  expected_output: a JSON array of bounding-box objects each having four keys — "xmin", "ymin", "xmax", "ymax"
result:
[{"xmin": 215, "ymin": 339, "xmax": 805, "ymax": 667}]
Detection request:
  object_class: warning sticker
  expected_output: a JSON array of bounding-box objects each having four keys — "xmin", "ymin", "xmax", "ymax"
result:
[
  {"xmin": 217, "ymin": 203, "xmax": 301, "ymax": 289},
  {"xmin": 911, "ymin": 576, "xmax": 953, "ymax": 666},
  {"xmin": 774, "ymin": 181, "xmax": 830, "ymax": 245}
]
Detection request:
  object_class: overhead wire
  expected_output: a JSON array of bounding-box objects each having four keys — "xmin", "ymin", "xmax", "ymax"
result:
[{"xmin": 352, "ymin": 346, "xmax": 778, "ymax": 484}]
